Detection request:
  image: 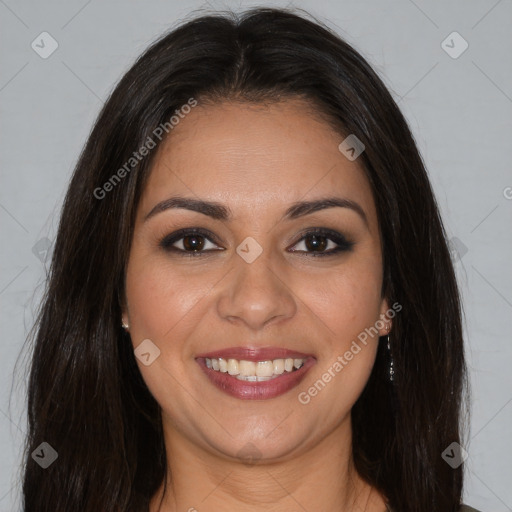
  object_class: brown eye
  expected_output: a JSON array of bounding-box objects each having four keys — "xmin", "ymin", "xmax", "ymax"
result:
[
  {"xmin": 303, "ymin": 234, "xmax": 329, "ymax": 252},
  {"xmin": 159, "ymin": 228, "xmax": 223, "ymax": 256},
  {"xmin": 289, "ymin": 228, "xmax": 354, "ymax": 256},
  {"xmin": 181, "ymin": 234, "xmax": 206, "ymax": 251}
]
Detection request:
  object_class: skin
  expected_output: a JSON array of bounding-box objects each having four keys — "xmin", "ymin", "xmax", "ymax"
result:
[{"xmin": 122, "ymin": 99, "xmax": 392, "ymax": 512}]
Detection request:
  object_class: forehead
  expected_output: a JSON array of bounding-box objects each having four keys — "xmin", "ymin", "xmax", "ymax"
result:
[{"xmin": 139, "ymin": 99, "xmax": 378, "ymax": 228}]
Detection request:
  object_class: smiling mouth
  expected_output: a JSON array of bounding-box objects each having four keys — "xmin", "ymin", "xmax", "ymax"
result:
[
  {"xmin": 205, "ymin": 356, "xmax": 305, "ymax": 381},
  {"xmin": 195, "ymin": 347, "xmax": 316, "ymax": 400}
]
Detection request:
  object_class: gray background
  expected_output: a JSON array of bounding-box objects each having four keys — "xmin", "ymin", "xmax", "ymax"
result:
[{"xmin": 1, "ymin": 0, "xmax": 511, "ymax": 510}]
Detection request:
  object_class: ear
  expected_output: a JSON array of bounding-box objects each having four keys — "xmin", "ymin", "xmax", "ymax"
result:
[{"xmin": 377, "ymin": 297, "xmax": 392, "ymax": 336}]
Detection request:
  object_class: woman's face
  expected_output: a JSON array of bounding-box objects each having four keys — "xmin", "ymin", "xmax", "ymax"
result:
[{"xmin": 123, "ymin": 99, "xmax": 390, "ymax": 463}]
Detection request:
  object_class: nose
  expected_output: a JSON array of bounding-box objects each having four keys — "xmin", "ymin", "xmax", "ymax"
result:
[{"xmin": 216, "ymin": 253, "xmax": 297, "ymax": 331}]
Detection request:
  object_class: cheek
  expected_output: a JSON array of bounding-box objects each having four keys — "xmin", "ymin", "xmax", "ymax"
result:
[
  {"xmin": 293, "ymin": 262, "xmax": 383, "ymax": 414},
  {"xmin": 124, "ymin": 260, "xmax": 206, "ymax": 413},
  {"xmin": 125, "ymin": 258, "xmax": 210, "ymax": 341},
  {"xmin": 294, "ymin": 267, "xmax": 383, "ymax": 408},
  {"xmin": 297, "ymin": 263, "xmax": 383, "ymax": 348},
  {"xmin": 296, "ymin": 282, "xmax": 381, "ymax": 419}
]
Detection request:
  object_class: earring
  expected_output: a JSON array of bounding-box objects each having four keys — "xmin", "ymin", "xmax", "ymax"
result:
[
  {"xmin": 386, "ymin": 335, "xmax": 394, "ymax": 382},
  {"xmin": 121, "ymin": 320, "xmax": 129, "ymax": 331}
]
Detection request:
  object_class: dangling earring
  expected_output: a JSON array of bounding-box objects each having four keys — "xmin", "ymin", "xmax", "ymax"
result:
[
  {"xmin": 386, "ymin": 334, "xmax": 394, "ymax": 382},
  {"xmin": 121, "ymin": 320, "xmax": 129, "ymax": 331}
]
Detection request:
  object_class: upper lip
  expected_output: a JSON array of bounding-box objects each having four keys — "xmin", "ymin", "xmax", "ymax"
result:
[{"xmin": 196, "ymin": 347, "xmax": 315, "ymax": 361}]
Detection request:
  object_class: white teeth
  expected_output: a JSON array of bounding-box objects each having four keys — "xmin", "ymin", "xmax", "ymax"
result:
[
  {"xmin": 237, "ymin": 374, "xmax": 258, "ymax": 382},
  {"xmin": 256, "ymin": 360, "xmax": 274, "ymax": 377},
  {"xmin": 239, "ymin": 360, "xmax": 256, "ymax": 376},
  {"xmin": 205, "ymin": 357, "xmax": 305, "ymax": 378},
  {"xmin": 236, "ymin": 375, "xmax": 273, "ymax": 382},
  {"xmin": 227, "ymin": 358, "xmax": 240, "ymax": 375},
  {"xmin": 218, "ymin": 358, "xmax": 228, "ymax": 372},
  {"xmin": 273, "ymin": 359, "xmax": 285, "ymax": 375}
]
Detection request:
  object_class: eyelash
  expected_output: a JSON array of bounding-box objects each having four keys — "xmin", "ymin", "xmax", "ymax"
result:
[{"xmin": 158, "ymin": 227, "xmax": 354, "ymax": 258}]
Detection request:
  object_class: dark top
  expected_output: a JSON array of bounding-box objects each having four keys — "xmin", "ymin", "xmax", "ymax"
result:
[{"xmin": 388, "ymin": 506, "xmax": 481, "ymax": 512}]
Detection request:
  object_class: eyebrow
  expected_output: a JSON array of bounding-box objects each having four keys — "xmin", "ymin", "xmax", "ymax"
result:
[{"xmin": 144, "ymin": 195, "xmax": 368, "ymax": 227}]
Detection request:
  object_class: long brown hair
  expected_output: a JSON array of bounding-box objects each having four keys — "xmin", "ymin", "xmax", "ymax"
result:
[{"xmin": 19, "ymin": 7, "xmax": 468, "ymax": 511}]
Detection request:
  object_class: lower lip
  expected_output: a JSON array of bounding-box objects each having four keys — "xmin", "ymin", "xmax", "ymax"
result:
[{"xmin": 196, "ymin": 357, "xmax": 316, "ymax": 400}]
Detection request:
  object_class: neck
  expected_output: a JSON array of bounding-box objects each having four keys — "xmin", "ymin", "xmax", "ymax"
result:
[{"xmin": 149, "ymin": 414, "xmax": 387, "ymax": 512}]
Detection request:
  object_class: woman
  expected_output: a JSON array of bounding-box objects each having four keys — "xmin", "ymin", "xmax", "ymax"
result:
[{"xmin": 21, "ymin": 7, "xmax": 480, "ymax": 512}]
